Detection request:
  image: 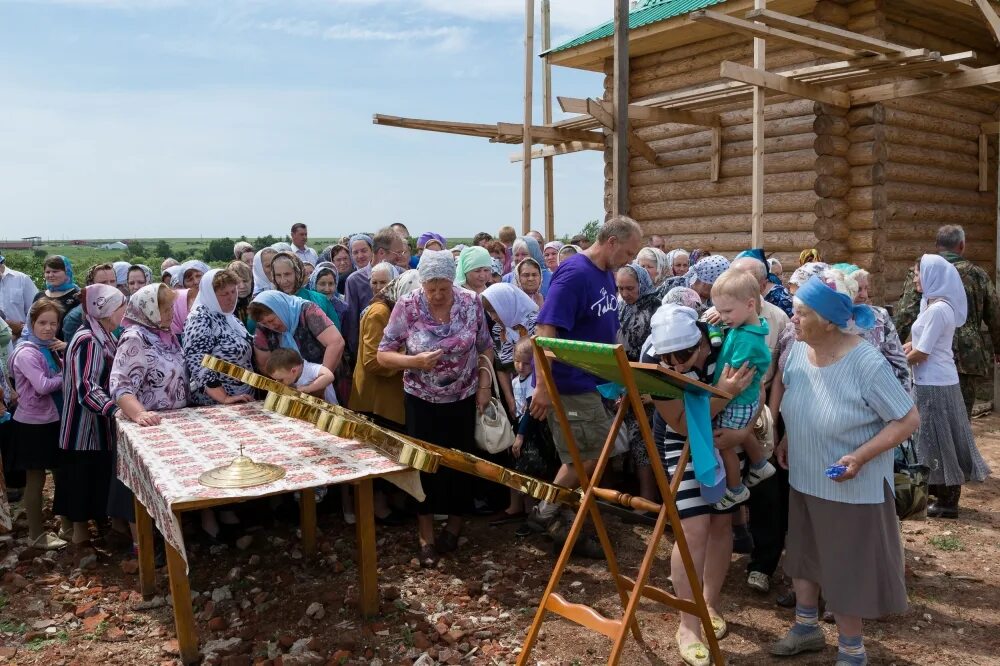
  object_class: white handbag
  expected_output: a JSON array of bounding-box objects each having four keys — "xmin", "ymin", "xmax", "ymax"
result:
[{"xmin": 474, "ymin": 355, "xmax": 515, "ymax": 454}]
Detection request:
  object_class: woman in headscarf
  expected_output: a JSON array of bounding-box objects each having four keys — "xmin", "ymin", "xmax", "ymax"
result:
[
  {"xmin": 252, "ymin": 247, "xmax": 278, "ymax": 296},
  {"xmin": 557, "ymin": 244, "xmax": 580, "ymax": 264},
  {"xmin": 510, "ymin": 258, "xmax": 545, "ymax": 308},
  {"xmin": 269, "ymin": 251, "xmax": 342, "ymax": 329},
  {"xmin": 249, "ymin": 291, "xmax": 344, "ymax": 376},
  {"xmin": 309, "ymin": 261, "xmax": 349, "ymax": 324},
  {"xmin": 227, "ymin": 260, "xmax": 254, "ymax": 329},
  {"xmin": 636, "ymin": 247, "xmax": 664, "ymax": 284},
  {"xmin": 665, "ymin": 249, "xmax": 691, "ymax": 279},
  {"xmin": 162, "ymin": 265, "xmax": 182, "ymax": 286},
  {"xmin": 616, "ymin": 262, "xmax": 662, "ymax": 505},
  {"xmin": 455, "ymin": 246, "xmax": 493, "ymax": 295},
  {"xmin": 55, "ymin": 284, "xmax": 127, "ymax": 546},
  {"xmin": 505, "ymin": 237, "xmax": 552, "ymax": 296},
  {"xmin": 126, "ymin": 265, "xmax": 151, "ymax": 295},
  {"xmin": 799, "ymin": 248, "xmax": 821, "ymax": 266},
  {"xmin": 736, "ymin": 248, "xmax": 793, "ymax": 317},
  {"xmin": 686, "ymin": 255, "xmax": 731, "ymax": 305},
  {"xmin": 182, "ymin": 269, "xmax": 254, "ymax": 407},
  {"xmin": 35, "ymin": 255, "xmax": 80, "ymax": 340},
  {"xmin": 663, "ymin": 286, "xmax": 705, "ymax": 315},
  {"xmin": 768, "ymin": 257, "xmax": 784, "ymax": 283},
  {"xmin": 377, "ymin": 250, "xmax": 494, "ymax": 566},
  {"xmin": 171, "ymin": 260, "xmax": 210, "ymax": 342},
  {"xmin": 542, "ymin": 242, "xmax": 563, "ymax": 272},
  {"xmin": 9, "ymin": 298, "xmax": 67, "ymax": 549},
  {"xmin": 113, "ymin": 261, "xmax": 132, "ymax": 291},
  {"xmin": 233, "ymin": 241, "xmax": 254, "ymax": 263},
  {"xmin": 480, "ymin": 282, "xmax": 539, "ymax": 412},
  {"xmin": 907, "ymin": 254, "xmax": 991, "ymax": 518}
]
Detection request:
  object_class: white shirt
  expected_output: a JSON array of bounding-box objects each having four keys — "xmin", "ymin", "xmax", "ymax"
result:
[
  {"xmin": 294, "ymin": 245, "xmax": 319, "ymax": 267},
  {"xmin": 512, "ymin": 373, "xmax": 533, "ymax": 418},
  {"xmin": 911, "ymin": 300, "xmax": 959, "ymax": 386},
  {"xmin": 296, "ymin": 360, "xmax": 338, "ymax": 405},
  {"xmin": 0, "ymin": 266, "xmax": 38, "ymax": 324}
]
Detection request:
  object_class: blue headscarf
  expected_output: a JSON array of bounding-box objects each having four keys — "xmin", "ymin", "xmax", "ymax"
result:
[
  {"xmin": 831, "ymin": 262, "xmax": 861, "ymax": 275},
  {"xmin": 348, "ymin": 234, "xmax": 374, "ymax": 269},
  {"xmin": 252, "ymin": 291, "xmax": 309, "ymax": 351},
  {"xmin": 735, "ymin": 248, "xmax": 782, "ymax": 286},
  {"xmin": 45, "ymin": 255, "xmax": 77, "ymax": 292},
  {"xmin": 521, "ymin": 236, "xmax": 545, "ymax": 267},
  {"xmin": 625, "ymin": 261, "xmax": 657, "ymax": 299},
  {"xmin": 308, "ymin": 261, "xmax": 338, "ymax": 294},
  {"xmin": 796, "ymin": 275, "xmax": 875, "ymax": 331}
]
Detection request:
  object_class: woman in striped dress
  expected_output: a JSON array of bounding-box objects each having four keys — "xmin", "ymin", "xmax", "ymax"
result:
[{"xmin": 641, "ymin": 303, "xmax": 754, "ymax": 666}]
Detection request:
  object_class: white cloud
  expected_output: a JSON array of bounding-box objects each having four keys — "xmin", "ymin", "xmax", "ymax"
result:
[{"xmin": 258, "ymin": 17, "xmax": 470, "ymax": 52}]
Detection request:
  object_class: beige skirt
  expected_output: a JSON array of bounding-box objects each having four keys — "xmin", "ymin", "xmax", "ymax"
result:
[{"xmin": 784, "ymin": 482, "xmax": 907, "ymax": 619}]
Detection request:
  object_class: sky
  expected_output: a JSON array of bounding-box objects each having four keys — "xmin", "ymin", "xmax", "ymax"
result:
[{"xmin": 0, "ymin": 0, "xmax": 615, "ymax": 242}]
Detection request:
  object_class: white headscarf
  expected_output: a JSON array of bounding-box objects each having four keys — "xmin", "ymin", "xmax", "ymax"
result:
[
  {"xmin": 417, "ymin": 250, "xmax": 456, "ymax": 283},
  {"xmin": 919, "ymin": 254, "xmax": 968, "ymax": 327},
  {"xmin": 113, "ymin": 261, "xmax": 132, "ymax": 286},
  {"xmin": 252, "ymin": 249, "xmax": 276, "ymax": 296},
  {"xmin": 193, "ymin": 269, "xmax": 249, "ymax": 338},
  {"xmin": 481, "ymin": 282, "xmax": 538, "ymax": 344},
  {"xmin": 664, "ymin": 249, "xmax": 689, "ymax": 277}
]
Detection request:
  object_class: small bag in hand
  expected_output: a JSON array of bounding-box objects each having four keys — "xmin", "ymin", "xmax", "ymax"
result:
[{"xmin": 474, "ymin": 355, "xmax": 515, "ymax": 454}]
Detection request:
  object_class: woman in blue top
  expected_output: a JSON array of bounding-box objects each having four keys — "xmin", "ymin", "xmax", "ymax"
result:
[{"xmin": 772, "ymin": 275, "xmax": 918, "ymax": 666}]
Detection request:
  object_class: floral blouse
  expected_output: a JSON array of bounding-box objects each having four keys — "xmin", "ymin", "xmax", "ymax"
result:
[
  {"xmin": 110, "ymin": 326, "xmax": 189, "ymax": 411},
  {"xmin": 182, "ymin": 307, "xmax": 254, "ymax": 406},
  {"xmin": 379, "ymin": 286, "xmax": 492, "ymax": 403},
  {"xmin": 253, "ymin": 302, "xmax": 333, "ymax": 365},
  {"xmin": 764, "ymin": 282, "xmax": 794, "ymax": 318}
]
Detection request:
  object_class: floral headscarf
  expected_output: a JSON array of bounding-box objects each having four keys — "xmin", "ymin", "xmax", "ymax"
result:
[
  {"xmin": 81, "ymin": 284, "xmax": 126, "ymax": 356},
  {"xmin": 789, "ymin": 262, "xmax": 829, "ymax": 288},
  {"xmin": 270, "ymin": 251, "xmax": 307, "ymax": 294},
  {"xmin": 123, "ymin": 283, "xmax": 177, "ymax": 347}
]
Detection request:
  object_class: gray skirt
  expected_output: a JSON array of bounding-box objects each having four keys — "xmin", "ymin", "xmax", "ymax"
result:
[
  {"xmin": 784, "ymin": 484, "xmax": 907, "ymax": 619},
  {"xmin": 914, "ymin": 384, "xmax": 991, "ymax": 486}
]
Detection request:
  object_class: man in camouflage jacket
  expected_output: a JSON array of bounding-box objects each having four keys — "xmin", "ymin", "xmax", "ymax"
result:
[{"xmin": 894, "ymin": 225, "xmax": 1000, "ymax": 417}]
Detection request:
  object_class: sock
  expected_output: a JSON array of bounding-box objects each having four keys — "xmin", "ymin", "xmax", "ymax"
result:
[
  {"xmin": 751, "ymin": 458, "xmax": 770, "ymax": 470},
  {"xmin": 728, "ymin": 483, "xmax": 747, "ymax": 495},
  {"xmin": 537, "ymin": 501, "xmax": 558, "ymax": 520},
  {"xmin": 791, "ymin": 605, "xmax": 820, "ymax": 636},
  {"xmin": 838, "ymin": 634, "xmax": 866, "ymax": 664}
]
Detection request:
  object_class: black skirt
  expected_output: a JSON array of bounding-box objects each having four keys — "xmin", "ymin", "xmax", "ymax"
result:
[
  {"xmin": 9, "ymin": 420, "xmax": 60, "ymax": 471},
  {"xmin": 405, "ymin": 392, "xmax": 476, "ymax": 517},
  {"xmin": 53, "ymin": 449, "xmax": 113, "ymax": 522}
]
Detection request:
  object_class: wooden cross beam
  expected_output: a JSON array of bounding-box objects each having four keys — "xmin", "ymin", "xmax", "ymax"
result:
[
  {"xmin": 691, "ymin": 9, "xmax": 866, "ymax": 58},
  {"xmin": 558, "ymin": 96, "xmax": 719, "ymax": 127},
  {"xmin": 509, "ymin": 141, "xmax": 604, "ymax": 162},
  {"xmin": 972, "ymin": 0, "xmax": 1000, "ymax": 45},
  {"xmin": 720, "ymin": 61, "xmax": 852, "ymax": 107},
  {"xmin": 583, "ymin": 98, "xmax": 662, "ymax": 166},
  {"xmin": 850, "ymin": 63, "xmax": 1000, "ymax": 104},
  {"xmin": 745, "ymin": 9, "xmax": 923, "ymax": 55},
  {"xmin": 496, "ymin": 122, "xmax": 605, "ymax": 144}
]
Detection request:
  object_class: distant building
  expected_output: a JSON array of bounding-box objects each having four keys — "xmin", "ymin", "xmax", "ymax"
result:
[
  {"xmin": 0, "ymin": 241, "xmax": 32, "ymax": 250},
  {"xmin": 22, "ymin": 236, "xmax": 42, "ymax": 247},
  {"xmin": 99, "ymin": 241, "xmax": 129, "ymax": 251}
]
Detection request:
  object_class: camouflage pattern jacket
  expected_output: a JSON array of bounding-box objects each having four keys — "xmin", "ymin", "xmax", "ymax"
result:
[{"xmin": 894, "ymin": 251, "xmax": 1000, "ymax": 377}]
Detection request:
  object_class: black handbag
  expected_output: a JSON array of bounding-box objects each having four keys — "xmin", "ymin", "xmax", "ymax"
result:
[{"xmin": 893, "ymin": 438, "xmax": 929, "ymax": 520}]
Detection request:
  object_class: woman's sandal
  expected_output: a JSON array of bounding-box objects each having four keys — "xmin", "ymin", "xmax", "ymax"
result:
[
  {"xmin": 710, "ymin": 615, "xmax": 728, "ymax": 640},
  {"xmin": 676, "ymin": 630, "xmax": 711, "ymax": 666}
]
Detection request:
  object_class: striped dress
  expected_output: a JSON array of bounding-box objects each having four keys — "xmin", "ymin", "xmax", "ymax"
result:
[{"xmin": 59, "ymin": 324, "xmax": 120, "ymax": 452}]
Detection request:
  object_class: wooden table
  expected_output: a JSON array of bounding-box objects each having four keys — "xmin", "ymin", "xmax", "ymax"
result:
[{"xmin": 117, "ymin": 402, "xmax": 422, "ymax": 664}]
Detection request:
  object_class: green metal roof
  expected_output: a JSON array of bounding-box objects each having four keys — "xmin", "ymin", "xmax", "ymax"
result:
[{"xmin": 549, "ymin": 0, "xmax": 727, "ymax": 54}]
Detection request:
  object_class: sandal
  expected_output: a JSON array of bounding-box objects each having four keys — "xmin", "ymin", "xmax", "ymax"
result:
[
  {"xmin": 31, "ymin": 532, "xmax": 68, "ymax": 551},
  {"xmin": 676, "ymin": 630, "xmax": 711, "ymax": 666},
  {"xmin": 710, "ymin": 615, "xmax": 728, "ymax": 640}
]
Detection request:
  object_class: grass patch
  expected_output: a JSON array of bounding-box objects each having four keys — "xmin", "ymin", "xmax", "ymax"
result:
[
  {"xmin": 929, "ymin": 535, "xmax": 963, "ymax": 551},
  {"xmin": 0, "ymin": 620, "xmax": 26, "ymax": 634},
  {"xmin": 0, "ymin": 593, "xmax": 7, "ymax": 611}
]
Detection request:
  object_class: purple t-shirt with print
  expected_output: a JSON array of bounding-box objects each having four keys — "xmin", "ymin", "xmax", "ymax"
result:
[{"xmin": 537, "ymin": 253, "xmax": 619, "ymax": 394}]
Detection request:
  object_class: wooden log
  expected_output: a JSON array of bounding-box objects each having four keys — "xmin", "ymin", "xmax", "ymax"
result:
[
  {"xmin": 849, "ymin": 164, "xmax": 886, "ymax": 187},
  {"xmin": 884, "ymin": 142, "xmax": 979, "ymax": 171},
  {"xmin": 885, "ymin": 181, "xmax": 995, "ymax": 207},
  {"xmin": 848, "ymin": 0, "xmax": 878, "ymax": 17},
  {"xmin": 882, "ymin": 161, "xmax": 983, "ymax": 190},
  {"xmin": 641, "ymin": 212, "xmax": 816, "ymax": 236},
  {"xmin": 649, "ymin": 231, "xmax": 819, "ymax": 252},
  {"xmin": 885, "ymin": 10, "xmax": 999, "ymax": 56},
  {"xmin": 882, "ymin": 107, "xmax": 981, "ymax": 141},
  {"xmin": 813, "ymin": 102, "xmax": 850, "ymax": 118},
  {"xmin": 631, "ymin": 32, "xmax": 747, "ymax": 71},
  {"xmin": 884, "ymin": 21, "xmax": 978, "ymax": 57},
  {"xmin": 815, "ymin": 175, "xmax": 851, "ymax": 198},
  {"xmin": 815, "ymin": 135, "xmax": 850, "ymax": 157},
  {"xmin": 816, "ymin": 155, "xmax": 850, "ymax": 177},
  {"xmin": 639, "ymin": 115, "xmax": 815, "ymax": 152},
  {"xmin": 848, "ymin": 209, "xmax": 885, "ymax": 230},
  {"xmin": 847, "ymin": 186, "xmax": 887, "ymax": 210},
  {"xmin": 885, "ymin": 220, "xmax": 997, "ymax": 242},
  {"xmin": 814, "ymin": 0, "xmax": 851, "ymax": 26},
  {"xmin": 848, "ymin": 11, "xmax": 881, "ymax": 34},
  {"xmin": 815, "ymin": 217, "xmax": 851, "ymax": 241},
  {"xmin": 814, "ymin": 114, "xmax": 850, "ymax": 136},
  {"xmin": 632, "ymin": 134, "xmax": 816, "ymax": 172},
  {"xmin": 847, "ymin": 141, "xmax": 887, "ymax": 165},
  {"xmin": 848, "ymin": 229, "xmax": 888, "ymax": 252},
  {"xmin": 630, "ymin": 171, "xmax": 815, "ymax": 204},
  {"xmin": 846, "ymin": 104, "xmax": 885, "ymax": 127},
  {"xmin": 851, "ymin": 251, "xmax": 886, "ymax": 273},
  {"xmin": 858, "ymin": 123, "xmax": 980, "ymax": 156},
  {"xmin": 886, "ymin": 97, "xmax": 997, "ymax": 129},
  {"xmin": 816, "ymin": 198, "xmax": 851, "ymax": 219},
  {"xmin": 630, "ymin": 149, "xmax": 817, "ymax": 185},
  {"xmin": 630, "ymin": 191, "xmax": 817, "ymax": 220},
  {"xmin": 881, "ymin": 240, "xmax": 995, "ymax": 263},
  {"xmin": 816, "ymin": 239, "xmax": 850, "ymax": 262},
  {"xmin": 887, "ymin": 201, "xmax": 995, "ymax": 225}
]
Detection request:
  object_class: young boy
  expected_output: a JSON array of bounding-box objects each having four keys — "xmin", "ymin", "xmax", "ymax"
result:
[
  {"xmin": 710, "ymin": 269, "xmax": 776, "ymax": 509},
  {"xmin": 266, "ymin": 348, "xmax": 338, "ymax": 405},
  {"xmin": 510, "ymin": 338, "xmax": 535, "ymax": 459}
]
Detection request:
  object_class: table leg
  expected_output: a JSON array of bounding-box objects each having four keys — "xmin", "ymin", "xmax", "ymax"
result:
[
  {"xmin": 134, "ymin": 497, "xmax": 156, "ymax": 600},
  {"xmin": 354, "ymin": 478, "xmax": 378, "ymax": 617},
  {"xmin": 165, "ymin": 513, "xmax": 199, "ymax": 665},
  {"xmin": 300, "ymin": 488, "xmax": 317, "ymax": 557}
]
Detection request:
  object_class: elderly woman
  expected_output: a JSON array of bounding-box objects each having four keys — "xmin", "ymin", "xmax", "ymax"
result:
[
  {"xmin": 369, "ymin": 262, "xmax": 396, "ymax": 301},
  {"xmin": 686, "ymin": 255, "xmax": 730, "ymax": 304},
  {"xmin": 481, "ymin": 282, "xmax": 538, "ymax": 414},
  {"xmin": 270, "ymin": 251, "xmax": 342, "ymax": 329},
  {"xmin": 62, "ymin": 263, "xmax": 118, "ymax": 341},
  {"xmin": 309, "ymin": 261, "xmax": 349, "ymax": 321},
  {"xmin": 170, "ymin": 260, "xmax": 209, "ymax": 340},
  {"xmin": 9, "ymin": 299, "xmax": 67, "ymax": 549},
  {"xmin": 182, "ymin": 269, "xmax": 255, "ymax": 406},
  {"xmin": 35, "ymin": 256, "xmax": 81, "ymax": 340},
  {"xmin": 250, "ymin": 291, "xmax": 344, "ymax": 376},
  {"xmin": 636, "ymin": 247, "xmax": 667, "ymax": 285},
  {"xmin": 456, "ymin": 246, "xmax": 493, "ymax": 295},
  {"xmin": 768, "ymin": 257, "xmax": 784, "ymax": 283},
  {"xmin": 616, "ymin": 262, "xmax": 661, "ymax": 504},
  {"xmin": 511, "ymin": 258, "xmax": 545, "ymax": 308},
  {"xmin": 771, "ymin": 275, "xmax": 918, "ymax": 665},
  {"xmin": 377, "ymin": 250, "xmax": 494, "ymax": 566},
  {"xmin": 542, "ymin": 242, "xmax": 563, "ymax": 272},
  {"xmin": 736, "ymin": 248, "xmax": 793, "ymax": 317},
  {"xmin": 55, "ymin": 284, "xmax": 127, "ymax": 546},
  {"xmin": 557, "ymin": 244, "xmax": 579, "ymax": 264},
  {"xmin": 506, "ymin": 237, "xmax": 552, "ymax": 296},
  {"xmin": 252, "ymin": 247, "xmax": 278, "ymax": 296},
  {"xmin": 642, "ymin": 304, "xmax": 754, "ymax": 666},
  {"xmin": 666, "ymin": 249, "xmax": 690, "ymax": 278},
  {"xmin": 906, "ymin": 255, "xmax": 990, "ymax": 518}
]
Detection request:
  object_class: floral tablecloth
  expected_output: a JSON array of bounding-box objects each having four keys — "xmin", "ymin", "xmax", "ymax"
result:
[{"xmin": 116, "ymin": 401, "xmax": 422, "ymax": 568}]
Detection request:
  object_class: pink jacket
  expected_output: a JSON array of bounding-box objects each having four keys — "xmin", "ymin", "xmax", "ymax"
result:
[{"xmin": 10, "ymin": 342, "xmax": 62, "ymax": 424}]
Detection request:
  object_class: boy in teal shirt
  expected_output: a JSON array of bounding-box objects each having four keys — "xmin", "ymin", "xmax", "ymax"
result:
[{"xmin": 710, "ymin": 269, "xmax": 776, "ymax": 509}]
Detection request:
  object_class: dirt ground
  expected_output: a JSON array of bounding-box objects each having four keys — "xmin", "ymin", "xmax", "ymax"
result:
[{"xmin": 1, "ymin": 417, "xmax": 999, "ymax": 666}]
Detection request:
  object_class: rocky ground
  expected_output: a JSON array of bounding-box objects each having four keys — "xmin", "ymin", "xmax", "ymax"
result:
[{"xmin": 1, "ymin": 417, "xmax": 999, "ymax": 666}]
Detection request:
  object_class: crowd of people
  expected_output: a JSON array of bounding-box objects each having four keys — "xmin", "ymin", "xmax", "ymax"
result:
[{"xmin": 0, "ymin": 219, "xmax": 994, "ymax": 666}]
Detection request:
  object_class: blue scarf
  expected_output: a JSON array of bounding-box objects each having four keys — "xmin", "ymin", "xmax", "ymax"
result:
[
  {"xmin": 348, "ymin": 234, "xmax": 374, "ymax": 269},
  {"xmin": 13, "ymin": 333, "xmax": 63, "ymax": 416},
  {"xmin": 735, "ymin": 248, "xmax": 782, "ymax": 286},
  {"xmin": 797, "ymin": 274, "xmax": 875, "ymax": 330},
  {"xmin": 251, "ymin": 291, "xmax": 308, "ymax": 352},
  {"xmin": 45, "ymin": 255, "xmax": 77, "ymax": 292}
]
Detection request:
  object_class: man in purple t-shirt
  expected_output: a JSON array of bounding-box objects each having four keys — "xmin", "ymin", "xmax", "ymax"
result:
[{"xmin": 526, "ymin": 216, "xmax": 642, "ymax": 548}]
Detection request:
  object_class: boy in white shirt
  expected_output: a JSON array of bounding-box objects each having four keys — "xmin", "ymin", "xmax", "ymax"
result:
[{"xmin": 266, "ymin": 348, "xmax": 338, "ymax": 405}]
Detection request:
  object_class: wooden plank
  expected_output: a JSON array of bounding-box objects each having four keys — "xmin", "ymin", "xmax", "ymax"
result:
[
  {"xmin": 746, "ymin": 8, "xmax": 917, "ymax": 54},
  {"xmin": 509, "ymin": 141, "xmax": 605, "ymax": 162},
  {"xmin": 522, "ymin": 0, "xmax": 534, "ymax": 235},
  {"xmin": 497, "ymin": 122, "xmax": 604, "ymax": 144},
  {"xmin": 752, "ymin": 0, "xmax": 765, "ymax": 249},
  {"xmin": 558, "ymin": 96, "xmax": 719, "ymax": 127},
  {"xmin": 541, "ymin": 0, "xmax": 554, "ymax": 241},
  {"xmin": 545, "ymin": 593, "xmax": 621, "ymax": 639},
  {"xmin": 613, "ymin": 0, "xmax": 630, "ymax": 216},
  {"xmin": 134, "ymin": 498, "xmax": 156, "ymax": 600},
  {"xmin": 972, "ymin": 0, "xmax": 1000, "ymax": 45},
  {"xmin": 299, "ymin": 484, "xmax": 316, "ymax": 556},
  {"xmin": 166, "ymin": 513, "xmax": 199, "ymax": 665},
  {"xmin": 980, "ymin": 131, "xmax": 990, "ymax": 192},
  {"xmin": 372, "ymin": 114, "xmax": 498, "ymax": 138},
  {"xmin": 355, "ymin": 478, "xmax": 379, "ymax": 618},
  {"xmin": 691, "ymin": 9, "xmax": 864, "ymax": 58},
  {"xmin": 586, "ymin": 97, "xmax": 616, "ymax": 131},
  {"xmin": 711, "ymin": 125, "xmax": 722, "ymax": 183},
  {"xmin": 721, "ymin": 60, "xmax": 852, "ymax": 107},
  {"xmin": 850, "ymin": 64, "xmax": 1000, "ymax": 103}
]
